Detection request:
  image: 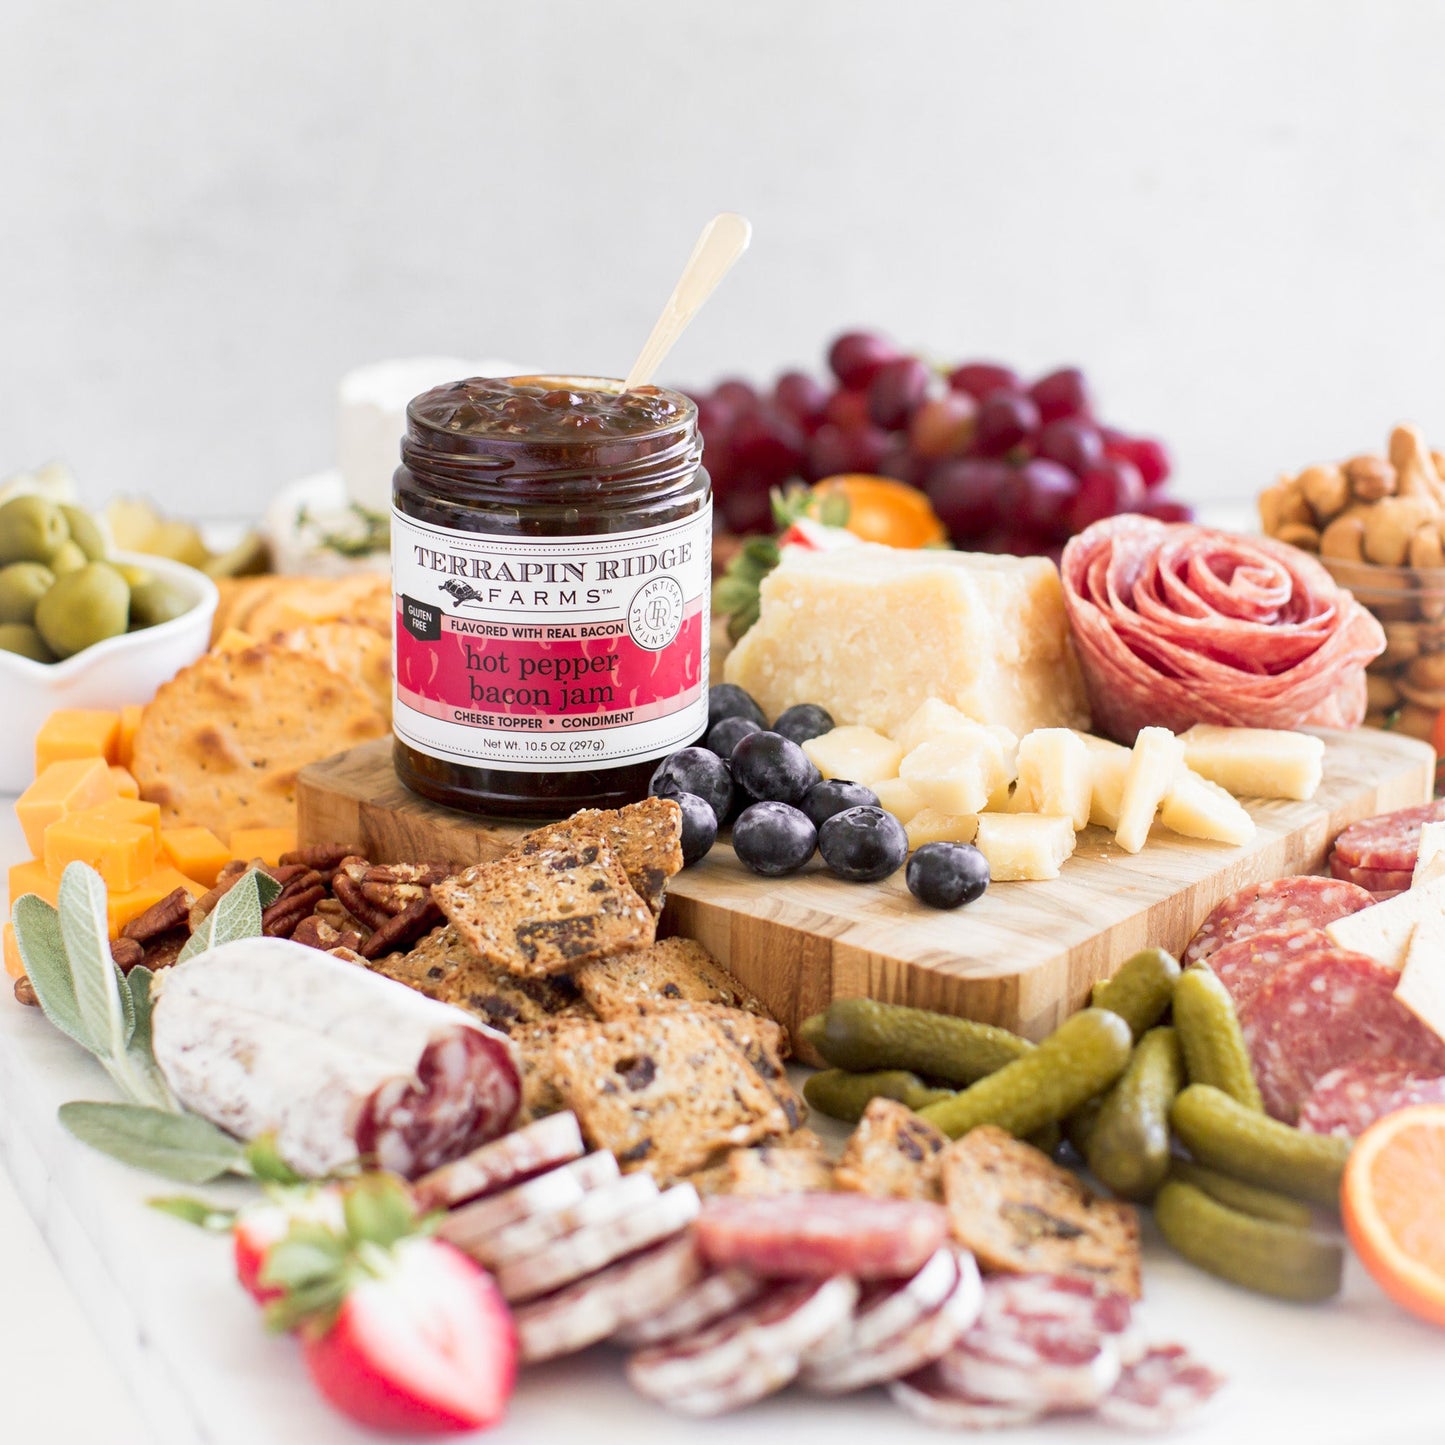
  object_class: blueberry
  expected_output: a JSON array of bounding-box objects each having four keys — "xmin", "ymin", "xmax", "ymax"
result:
[
  {"xmin": 650, "ymin": 747, "xmax": 733, "ymax": 823},
  {"xmin": 707, "ymin": 682, "xmax": 767, "ymax": 731},
  {"xmin": 773, "ymin": 703, "xmax": 835, "ymax": 746},
  {"xmin": 906, "ymin": 842, "xmax": 990, "ymax": 909},
  {"xmin": 818, "ymin": 805, "xmax": 908, "ymax": 883},
  {"xmin": 669, "ymin": 790, "xmax": 719, "ymax": 867},
  {"xmin": 732, "ymin": 801, "xmax": 817, "ymax": 877},
  {"xmin": 801, "ymin": 778, "xmax": 880, "ymax": 831},
  {"xmin": 731, "ymin": 730, "xmax": 819, "ymax": 805},
  {"xmin": 706, "ymin": 715, "xmax": 763, "ymax": 759}
]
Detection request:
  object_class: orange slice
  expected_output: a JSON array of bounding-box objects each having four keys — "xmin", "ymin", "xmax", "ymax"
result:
[
  {"xmin": 809, "ymin": 475, "xmax": 947, "ymax": 549},
  {"xmin": 1342, "ymin": 1102, "xmax": 1445, "ymax": 1327}
]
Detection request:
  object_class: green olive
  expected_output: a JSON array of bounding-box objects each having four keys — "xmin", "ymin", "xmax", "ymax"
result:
[
  {"xmin": 0, "ymin": 623, "xmax": 56, "ymax": 663},
  {"xmin": 47, "ymin": 540, "xmax": 88, "ymax": 576},
  {"xmin": 34, "ymin": 562, "xmax": 130, "ymax": 658},
  {"xmin": 128, "ymin": 576, "xmax": 192, "ymax": 628},
  {"xmin": 0, "ymin": 562, "xmax": 56, "ymax": 625},
  {"xmin": 0, "ymin": 495, "xmax": 69, "ymax": 565},
  {"xmin": 114, "ymin": 563, "xmax": 153, "ymax": 588},
  {"xmin": 60, "ymin": 505, "xmax": 108, "ymax": 561}
]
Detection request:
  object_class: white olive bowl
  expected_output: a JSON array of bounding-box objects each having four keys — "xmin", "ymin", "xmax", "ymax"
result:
[{"xmin": 0, "ymin": 550, "xmax": 219, "ymax": 794}]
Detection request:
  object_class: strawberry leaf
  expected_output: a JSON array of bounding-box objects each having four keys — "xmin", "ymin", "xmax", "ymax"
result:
[
  {"xmin": 342, "ymin": 1173, "xmax": 418, "ymax": 1251},
  {"xmin": 150, "ymin": 1196, "xmax": 237, "ymax": 1230}
]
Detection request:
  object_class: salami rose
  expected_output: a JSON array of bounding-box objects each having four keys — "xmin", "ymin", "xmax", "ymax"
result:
[{"xmin": 1060, "ymin": 517, "xmax": 1385, "ymax": 742}]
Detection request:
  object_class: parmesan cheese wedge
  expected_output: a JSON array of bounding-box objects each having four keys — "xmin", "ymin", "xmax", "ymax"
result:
[
  {"xmin": 1071, "ymin": 732, "xmax": 1132, "ymax": 830},
  {"xmin": 1178, "ymin": 724, "xmax": 1324, "ymax": 801},
  {"xmin": 899, "ymin": 725, "xmax": 1016, "ymax": 817},
  {"xmin": 1326, "ymin": 878, "xmax": 1445, "ymax": 971},
  {"xmin": 892, "ymin": 698, "xmax": 980, "ymax": 756},
  {"xmin": 802, "ymin": 726, "xmax": 904, "ymax": 785},
  {"xmin": 1159, "ymin": 770, "xmax": 1256, "ymax": 847},
  {"xmin": 1014, "ymin": 728, "xmax": 1091, "ymax": 830},
  {"xmin": 1395, "ymin": 913, "xmax": 1445, "ymax": 1042},
  {"xmin": 905, "ymin": 808, "xmax": 980, "ymax": 850},
  {"xmin": 975, "ymin": 813, "xmax": 1077, "ymax": 881},
  {"xmin": 1413, "ymin": 822, "xmax": 1445, "ymax": 889},
  {"xmin": 871, "ymin": 776, "xmax": 925, "ymax": 824},
  {"xmin": 1114, "ymin": 727, "xmax": 1186, "ymax": 855}
]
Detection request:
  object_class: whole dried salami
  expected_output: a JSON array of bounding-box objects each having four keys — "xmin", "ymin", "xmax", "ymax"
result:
[
  {"xmin": 1097, "ymin": 1344, "xmax": 1227, "ymax": 1432},
  {"xmin": 1238, "ymin": 948, "xmax": 1445, "ymax": 1123},
  {"xmin": 1060, "ymin": 516, "xmax": 1385, "ymax": 743},
  {"xmin": 1331, "ymin": 800, "xmax": 1445, "ymax": 873},
  {"xmin": 1207, "ymin": 927, "xmax": 1336, "ymax": 1014},
  {"xmin": 1297, "ymin": 1060, "xmax": 1445, "ymax": 1139},
  {"xmin": 1183, "ymin": 877, "xmax": 1374, "ymax": 966}
]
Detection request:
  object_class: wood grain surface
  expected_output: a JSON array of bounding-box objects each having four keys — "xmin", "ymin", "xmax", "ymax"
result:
[{"xmin": 298, "ymin": 729, "xmax": 1434, "ymax": 1040}]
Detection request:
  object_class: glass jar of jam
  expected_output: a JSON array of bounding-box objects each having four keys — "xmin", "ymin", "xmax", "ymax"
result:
[{"xmin": 392, "ymin": 375, "xmax": 710, "ymax": 818}]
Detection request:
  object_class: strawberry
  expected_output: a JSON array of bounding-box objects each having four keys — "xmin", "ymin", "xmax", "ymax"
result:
[{"xmin": 234, "ymin": 1185, "xmax": 346, "ymax": 1304}]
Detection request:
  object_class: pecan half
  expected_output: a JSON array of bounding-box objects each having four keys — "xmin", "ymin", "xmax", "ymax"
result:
[
  {"xmin": 14, "ymin": 976, "xmax": 38, "ymax": 1007},
  {"xmin": 359, "ymin": 897, "xmax": 444, "ymax": 960},
  {"xmin": 142, "ymin": 929, "xmax": 190, "ymax": 971},
  {"xmin": 276, "ymin": 868, "xmax": 327, "ymax": 902},
  {"xmin": 280, "ymin": 844, "xmax": 356, "ymax": 871},
  {"xmin": 121, "ymin": 888, "xmax": 191, "ymax": 944},
  {"xmin": 189, "ymin": 860, "xmax": 249, "ymax": 931},
  {"xmin": 110, "ymin": 937, "xmax": 146, "ymax": 972},
  {"xmin": 359, "ymin": 863, "xmax": 453, "ymax": 916},
  {"xmin": 333, "ymin": 872, "xmax": 392, "ymax": 932},
  {"xmin": 292, "ymin": 914, "xmax": 366, "ymax": 953},
  {"xmin": 262, "ymin": 885, "xmax": 326, "ymax": 939}
]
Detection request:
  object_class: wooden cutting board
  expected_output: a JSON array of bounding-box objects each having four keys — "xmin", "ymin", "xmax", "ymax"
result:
[{"xmin": 297, "ymin": 730, "xmax": 1434, "ymax": 1041}]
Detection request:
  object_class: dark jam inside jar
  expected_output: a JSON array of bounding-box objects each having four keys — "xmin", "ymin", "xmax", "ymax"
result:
[{"xmin": 392, "ymin": 375, "xmax": 710, "ymax": 819}]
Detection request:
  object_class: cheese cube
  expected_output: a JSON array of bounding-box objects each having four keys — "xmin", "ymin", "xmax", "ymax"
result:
[
  {"xmin": 1179, "ymin": 725, "xmax": 1324, "ymax": 802},
  {"xmin": 44, "ymin": 812, "xmax": 157, "ymax": 892},
  {"xmin": 892, "ymin": 698, "xmax": 979, "ymax": 756},
  {"xmin": 1395, "ymin": 915, "xmax": 1445, "ymax": 1042},
  {"xmin": 1159, "ymin": 770, "xmax": 1257, "ymax": 847},
  {"xmin": 802, "ymin": 727, "xmax": 904, "ymax": 785},
  {"xmin": 117, "ymin": 704, "xmax": 145, "ymax": 770},
  {"xmin": 975, "ymin": 813, "xmax": 1077, "ymax": 881},
  {"xmin": 8, "ymin": 858, "xmax": 59, "ymax": 909},
  {"xmin": 160, "ymin": 827, "xmax": 232, "ymax": 888},
  {"xmin": 107, "ymin": 868, "xmax": 203, "ymax": 937},
  {"xmin": 870, "ymin": 776, "xmax": 926, "ymax": 824},
  {"xmin": 15, "ymin": 757, "xmax": 117, "ymax": 855},
  {"xmin": 1328, "ymin": 879, "xmax": 1445, "ymax": 971},
  {"xmin": 1114, "ymin": 728, "xmax": 1186, "ymax": 855},
  {"xmin": 110, "ymin": 767, "xmax": 141, "ymax": 800},
  {"xmin": 899, "ymin": 732, "xmax": 1011, "ymax": 817},
  {"xmin": 229, "ymin": 827, "xmax": 298, "ymax": 867},
  {"xmin": 723, "ymin": 543, "xmax": 1091, "ymax": 738},
  {"xmin": 1015, "ymin": 729, "xmax": 1091, "ymax": 830},
  {"xmin": 1413, "ymin": 823, "xmax": 1445, "ymax": 888},
  {"xmin": 34, "ymin": 709, "xmax": 121, "ymax": 775},
  {"xmin": 3, "ymin": 923, "xmax": 21, "ymax": 981},
  {"xmin": 905, "ymin": 808, "xmax": 980, "ymax": 850}
]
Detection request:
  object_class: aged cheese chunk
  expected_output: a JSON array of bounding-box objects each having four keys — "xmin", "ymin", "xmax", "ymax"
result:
[
  {"xmin": 44, "ymin": 812, "xmax": 157, "ymax": 892},
  {"xmin": 723, "ymin": 543, "xmax": 1091, "ymax": 738},
  {"xmin": 161, "ymin": 827, "xmax": 232, "ymax": 888},
  {"xmin": 117, "ymin": 703, "xmax": 145, "ymax": 771},
  {"xmin": 904, "ymin": 808, "xmax": 980, "ymax": 850},
  {"xmin": 870, "ymin": 776, "xmax": 926, "ymax": 823},
  {"xmin": 1159, "ymin": 770, "xmax": 1256, "ymax": 847},
  {"xmin": 34, "ymin": 708, "xmax": 120, "ymax": 775},
  {"xmin": 1413, "ymin": 822, "xmax": 1445, "ymax": 889},
  {"xmin": 1114, "ymin": 727, "xmax": 1186, "ymax": 855},
  {"xmin": 1014, "ymin": 729, "xmax": 1091, "ymax": 830},
  {"xmin": 1178, "ymin": 725, "xmax": 1324, "ymax": 802},
  {"xmin": 975, "ymin": 813, "xmax": 1077, "ymax": 881},
  {"xmin": 1069, "ymin": 732, "xmax": 1132, "ymax": 829},
  {"xmin": 1395, "ymin": 915, "xmax": 1445, "ymax": 1042},
  {"xmin": 802, "ymin": 726, "xmax": 904, "ymax": 784},
  {"xmin": 899, "ymin": 727, "xmax": 1014, "ymax": 817},
  {"xmin": 892, "ymin": 698, "xmax": 978, "ymax": 756},
  {"xmin": 7, "ymin": 858, "xmax": 57, "ymax": 909},
  {"xmin": 15, "ymin": 757, "xmax": 117, "ymax": 856},
  {"xmin": 84, "ymin": 796, "xmax": 162, "ymax": 840},
  {"xmin": 229, "ymin": 827, "xmax": 298, "ymax": 867},
  {"xmin": 1327, "ymin": 878, "xmax": 1445, "ymax": 971}
]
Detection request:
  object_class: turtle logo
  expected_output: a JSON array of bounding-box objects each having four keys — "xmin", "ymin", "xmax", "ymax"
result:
[{"xmin": 439, "ymin": 578, "xmax": 484, "ymax": 609}]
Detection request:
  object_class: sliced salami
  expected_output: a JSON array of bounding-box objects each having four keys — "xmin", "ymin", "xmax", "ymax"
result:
[
  {"xmin": 1238, "ymin": 948, "xmax": 1445, "ymax": 1123},
  {"xmin": 696, "ymin": 1192, "xmax": 947, "ymax": 1280},
  {"xmin": 1207, "ymin": 927, "xmax": 1335, "ymax": 1014},
  {"xmin": 474, "ymin": 1171, "xmax": 660, "ymax": 1269},
  {"xmin": 627, "ymin": 1276, "xmax": 859, "ymax": 1401},
  {"xmin": 889, "ymin": 1366, "xmax": 1045, "ymax": 1429},
  {"xmin": 807, "ymin": 1246, "xmax": 962, "ymax": 1364},
  {"xmin": 1327, "ymin": 854, "xmax": 1414, "ymax": 895},
  {"xmin": 1183, "ymin": 877, "xmax": 1374, "ymax": 965},
  {"xmin": 1096, "ymin": 1344, "xmax": 1227, "ymax": 1431},
  {"xmin": 665, "ymin": 1354, "xmax": 801, "ymax": 1417},
  {"xmin": 612, "ymin": 1270, "xmax": 765, "ymax": 1348},
  {"xmin": 439, "ymin": 1152, "xmax": 619, "ymax": 1252},
  {"xmin": 1332, "ymin": 800, "xmax": 1445, "ymax": 873},
  {"xmin": 413, "ymin": 1111, "xmax": 584, "ymax": 1210},
  {"xmin": 513, "ymin": 1234, "xmax": 704, "ymax": 1364},
  {"xmin": 1297, "ymin": 1060, "xmax": 1445, "ymax": 1139}
]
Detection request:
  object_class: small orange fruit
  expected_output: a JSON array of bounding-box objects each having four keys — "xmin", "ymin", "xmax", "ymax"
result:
[
  {"xmin": 1342, "ymin": 1102, "xmax": 1445, "ymax": 1327},
  {"xmin": 808, "ymin": 475, "xmax": 947, "ymax": 550}
]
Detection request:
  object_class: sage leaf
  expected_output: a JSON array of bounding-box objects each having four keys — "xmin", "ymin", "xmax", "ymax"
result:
[
  {"xmin": 58, "ymin": 863, "xmax": 133, "ymax": 1056},
  {"xmin": 149, "ymin": 1196, "xmax": 236, "ymax": 1231},
  {"xmin": 122, "ymin": 967, "xmax": 176, "ymax": 1110},
  {"xmin": 12, "ymin": 893, "xmax": 94, "ymax": 1053},
  {"xmin": 59, "ymin": 1101, "xmax": 247, "ymax": 1184},
  {"xmin": 177, "ymin": 869, "xmax": 280, "ymax": 965}
]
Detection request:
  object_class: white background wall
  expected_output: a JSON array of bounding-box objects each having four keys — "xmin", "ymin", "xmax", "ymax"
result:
[{"xmin": 4, "ymin": 0, "xmax": 1445, "ymax": 517}]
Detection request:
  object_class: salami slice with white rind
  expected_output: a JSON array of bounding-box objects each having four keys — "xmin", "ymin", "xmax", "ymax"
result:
[
  {"xmin": 1297, "ymin": 1060, "xmax": 1445, "ymax": 1138},
  {"xmin": 627, "ymin": 1277, "xmax": 860, "ymax": 1400},
  {"xmin": 514, "ymin": 1234, "xmax": 704, "ymax": 1363},
  {"xmin": 150, "ymin": 938, "xmax": 521, "ymax": 1178},
  {"xmin": 413, "ymin": 1111, "xmax": 584, "ymax": 1210},
  {"xmin": 889, "ymin": 1366, "xmax": 1045, "ymax": 1430},
  {"xmin": 1207, "ymin": 927, "xmax": 1335, "ymax": 1015},
  {"xmin": 1096, "ymin": 1344, "xmax": 1227, "ymax": 1431},
  {"xmin": 664, "ymin": 1353, "xmax": 802, "ymax": 1417},
  {"xmin": 473, "ymin": 1171, "xmax": 660, "ymax": 1268},
  {"xmin": 807, "ymin": 1246, "xmax": 961, "ymax": 1365},
  {"xmin": 696, "ymin": 1191, "xmax": 947, "ymax": 1280},
  {"xmin": 439, "ymin": 1152, "xmax": 619, "ymax": 1252},
  {"xmin": 612, "ymin": 1270, "xmax": 766, "ymax": 1348},
  {"xmin": 1332, "ymin": 800, "xmax": 1445, "ymax": 873},
  {"xmin": 1183, "ymin": 877, "xmax": 1374, "ymax": 965}
]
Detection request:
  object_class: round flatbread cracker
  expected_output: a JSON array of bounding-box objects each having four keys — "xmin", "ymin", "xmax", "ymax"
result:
[
  {"xmin": 132, "ymin": 641, "xmax": 387, "ymax": 834},
  {"xmin": 270, "ymin": 619, "xmax": 392, "ymax": 717},
  {"xmin": 247, "ymin": 574, "xmax": 390, "ymax": 640}
]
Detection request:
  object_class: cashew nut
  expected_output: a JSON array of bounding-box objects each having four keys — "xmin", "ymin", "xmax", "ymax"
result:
[
  {"xmin": 1388, "ymin": 424, "xmax": 1445, "ymax": 510},
  {"xmin": 1406, "ymin": 652, "xmax": 1445, "ymax": 693},
  {"xmin": 1274, "ymin": 521, "xmax": 1321, "ymax": 551},
  {"xmin": 1366, "ymin": 671, "xmax": 1403, "ymax": 711},
  {"xmin": 1381, "ymin": 621, "xmax": 1422, "ymax": 666},
  {"xmin": 1258, "ymin": 476, "xmax": 1314, "ymax": 535},
  {"xmin": 1319, "ymin": 512, "xmax": 1367, "ymax": 563},
  {"xmin": 1344, "ymin": 454, "xmax": 1397, "ymax": 503},
  {"xmin": 1363, "ymin": 497, "xmax": 1438, "ymax": 566},
  {"xmin": 1298, "ymin": 464, "xmax": 1350, "ymax": 525}
]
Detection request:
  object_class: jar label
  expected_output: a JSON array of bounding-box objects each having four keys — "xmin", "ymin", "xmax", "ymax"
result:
[{"xmin": 391, "ymin": 505, "xmax": 711, "ymax": 771}]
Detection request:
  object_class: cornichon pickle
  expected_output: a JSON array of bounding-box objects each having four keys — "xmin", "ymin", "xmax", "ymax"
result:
[
  {"xmin": 1090, "ymin": 948, "xmax": 1181, "ymax": 1039},
  {"xmin": 1173, "ymin": 966, "xmax": 1264, "ymax": 1111},
  {"xmin": 918, "ymin": 1008, "xmax": 1133, "ymax": 1140},
  {"xmin": 811, "ymin": 998, "xmax": 1033, "ymax": 1086},
  {"xmin": 1154, "ymin": 1179, "xmax": 1342, "ymax": 1302},
  {"xmin": 1170, "ymin": 1084, "xmax": 1349, "ymax": 1205},
  {"xmin": 803, "ymin": 1068, "xmax": 954, "ymax": 1123},
  {"xmin": 1169, "ymin": 1159, "xmax": 1313, "ymax": 1230},
  {"xmin": 1085, "ymin": 1026, "xmax": 1184, "ymax": 1201},
  {"xmin": 1064, "ymin": 1095, "xmax": 1104, "ymax": 1159}
]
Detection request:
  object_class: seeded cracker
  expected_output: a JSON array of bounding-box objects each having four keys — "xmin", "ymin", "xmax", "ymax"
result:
[
  {"xmin": 680, "ymin": 1002, "xmax": 804, "ymax": 1129},
  {"xmin": 575, "ymin": 937, "xmax": 775, "ymax": 1031},
  {"xmin": 433, "ymin": 839, "xmax": 655, "ymax": 978},
  {"xmin": 834, "ymin": 1097, "xmax": 948, "ymax": 1203}
]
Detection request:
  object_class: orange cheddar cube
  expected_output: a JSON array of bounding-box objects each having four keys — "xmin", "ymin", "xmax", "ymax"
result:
[
  {"xmin": 117, "ymin": 705, "xmax": 145, "ymax": 770},
  {"xmin": 160, "ymin": 827, "xmax": 231, "ymax": 889},
  {"xmin": 107, "ymin": 868, "xmax": 202, "ymax": 937},
  {"xmin": 82, "ymin": 796, "xmax": 163, "ymax": 841},
  {"xmin": 3, "ymin": 923, "xmax": 22, "ymax": 980},
  {"xmin": 44, "ymin": 813, "xmax": 157, "ymax": 892},
  {"xmin": 211, "ymin": 628, "xmax": 257, "ymax": 655},
  {"xmin": 110, "ymin": 767, "xmax": 140, "ymax": 799},
  {"xmin": 228, "ymin": 827, "xmax": 297, "ymax": 867},
  {"xmin": 8, "ymin": 858, "xmax": 59, "ymax": 910},
  {"xmin": 15, "ymin": 757, "xmax": 117, "ymax": 856},
  {"xmin": 34, "ymin": 709, "xmax": 121, "ymax": 776}
]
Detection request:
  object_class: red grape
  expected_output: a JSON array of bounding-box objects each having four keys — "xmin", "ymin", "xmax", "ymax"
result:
[
  {"xmin": 1103, "ymin": 431, "xmax": 1172, "ymax": 489},
  {"xmin": 721, "ymin": 486, "xmax": 775, "ymax": 535},
  {"xmin": 728, "ymin": 407, "xmax": 806, "ymax": 490},
  {"xmin": 828, "ymin": 331, "xmax": 900, "ymax": 389},
  {"xmin": 1012, "ymin": 458, "xmax": 1080, "ymax": 540},
  {"xmin": 926, "ymin": 457, "xmax": 1012, "ymax": 540},
  {"xmin": 773, "ymin": 371, "xmax": 830, "ymax": 433},
  {"xmin": 947, "ymin": 362, "xmax": 1020, "ymax": 401},
  {"xmin": 1036, "ymin": 417, "xmax": 1104, "ymax": 477},
  {"xmin": 867, "ymin": 356, "xmax": 932, "ymax": 431},
  {"xmin": 1068, "ymin": 458, "xmax": 1146, "ymax": 533},
  {"xmin": 909, "ymin": 392, "xmax": 978, "ymax": 460},
  {"xmin": 973, "ymin": 391, "xmax": 1041, "ymax": 458},
  {"xmin": 714, "ymin": 378, "xmax": 760, "ymax": 413},
  {"xmin": 1140, "ymin": 496, "xmax": 1194, "ymax": 523},
  {"xmin": 1028, "ymin": 367, "xmax": 1092, "ymax": 423},
  {"xmin": 807, "ymin": 422, "xmax": 889, "ymax": 481},
  {"xmin": 824, "ymin": 388, "xmax": 872, "ymax": 432},
  {"xmin": 695, "ymin": 392, "xmax": 736, "ymax": 440},
  {"xmin": 878, "ymin": 436, "xmax": 931, "ymax": 488}
]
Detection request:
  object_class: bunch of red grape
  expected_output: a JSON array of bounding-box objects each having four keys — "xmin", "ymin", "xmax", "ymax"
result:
[{"xmin": 687, "ymin": 331, "xmax": 1191, "ymax": 556}]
